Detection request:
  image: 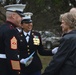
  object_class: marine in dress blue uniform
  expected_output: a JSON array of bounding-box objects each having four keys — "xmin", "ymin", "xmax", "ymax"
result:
[
  {"xmin": 18, "ymin": 12, "xmax": 54, "ymax": 75},
  {"xmin": 0, "ymin": 4, "xmax": 26, "ymax": 75}
]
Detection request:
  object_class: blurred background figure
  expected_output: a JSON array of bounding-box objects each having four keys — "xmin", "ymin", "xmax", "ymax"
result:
[{"xmin": 70, "ymin": 7, "xmax": 76, "ymax": 21}]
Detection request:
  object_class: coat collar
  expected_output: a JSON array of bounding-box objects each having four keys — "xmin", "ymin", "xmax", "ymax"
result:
[
  {"xmin": 6, "ymin": 21, "xmax": 17, "ymax": 28},
  {"xmin": 62, "ymin": 30, "xmax": 76, "ymax": 36},
  {"xmin": 23, "ymin": 30, "xmax": 31, "ymax": 36}
]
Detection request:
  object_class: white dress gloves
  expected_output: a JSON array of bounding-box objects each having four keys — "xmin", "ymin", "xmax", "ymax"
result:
[
  {"xmin": 20, "ymin": 56, "xmax": 33, "ymax": 66},
  {"xmin": 20, "ymin": 52, "xmax": 35, "ymax": 66},
  {"xmin": 52, "ymin": 47, "xmax": 58, "ymax": 54}
]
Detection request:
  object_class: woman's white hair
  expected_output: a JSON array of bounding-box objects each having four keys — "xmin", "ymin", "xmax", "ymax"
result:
[{"xmin": 60, "ymin": 12, "xmax": 76, "ymax": 29}]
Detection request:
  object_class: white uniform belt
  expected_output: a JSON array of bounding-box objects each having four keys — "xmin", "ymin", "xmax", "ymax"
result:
[
  {"xmin": 0, "ymin": 54, "xmax": 19, "ymax": 59},
  {"xmin": 0, "ymin": 54, "xmax": 6, "ymax": 58}
]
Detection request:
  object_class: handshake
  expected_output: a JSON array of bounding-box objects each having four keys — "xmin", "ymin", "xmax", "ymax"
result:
[{"xmin": 20, "ymin": 52, "xmax": 35, "ymax": 66}]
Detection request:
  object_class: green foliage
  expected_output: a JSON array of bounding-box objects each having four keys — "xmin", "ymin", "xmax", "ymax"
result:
[{"xmin": 0, "ymin": 0, "xmax": 74, "ymax": 33}]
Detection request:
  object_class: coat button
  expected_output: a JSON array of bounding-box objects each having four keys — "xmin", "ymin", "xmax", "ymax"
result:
[
  {"xmin": 27, "ymin": 49, "xmax": 30, "ymax": 51},
  {"xmin": 27, "ymin": 45, "xmax": 29, "ymax": 47},
  {"xmin": 21, "ymin": 34, "xmax": 23, "ymax": 36},
  {"xmin": 28, "ymin": 52, "xmax": 30, "ymax": 55},
  {"xmin": 20, "ymin": 40, "xmax": 23, "ymax": 42},
  {"xmin": 18, "ymin": 72, "xmax": 20, "ymax": 74}
]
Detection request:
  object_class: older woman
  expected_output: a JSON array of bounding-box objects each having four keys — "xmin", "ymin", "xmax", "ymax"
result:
[{"xmin": 42, "ymin": 12, "xmax": 76, "ymax": 75}]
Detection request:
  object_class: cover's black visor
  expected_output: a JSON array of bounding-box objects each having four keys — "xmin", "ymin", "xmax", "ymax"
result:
[
  {"xmin": 21, "ymin": 19, "xmax": 32, "ymax": 24},
  {"xmin": 15, "ymin": 11, "xmax": 24, "ymax": 17}
]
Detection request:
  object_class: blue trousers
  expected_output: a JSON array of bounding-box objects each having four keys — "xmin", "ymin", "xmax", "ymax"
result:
[{"xmin": 21, "ymin": 71, "xmax": 41, "ymax": 75}]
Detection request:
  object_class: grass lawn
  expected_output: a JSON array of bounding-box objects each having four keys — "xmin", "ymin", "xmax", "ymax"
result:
[{"xmin": 38, "ymin": 54, "xmax": 53, "ymax": 73}]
